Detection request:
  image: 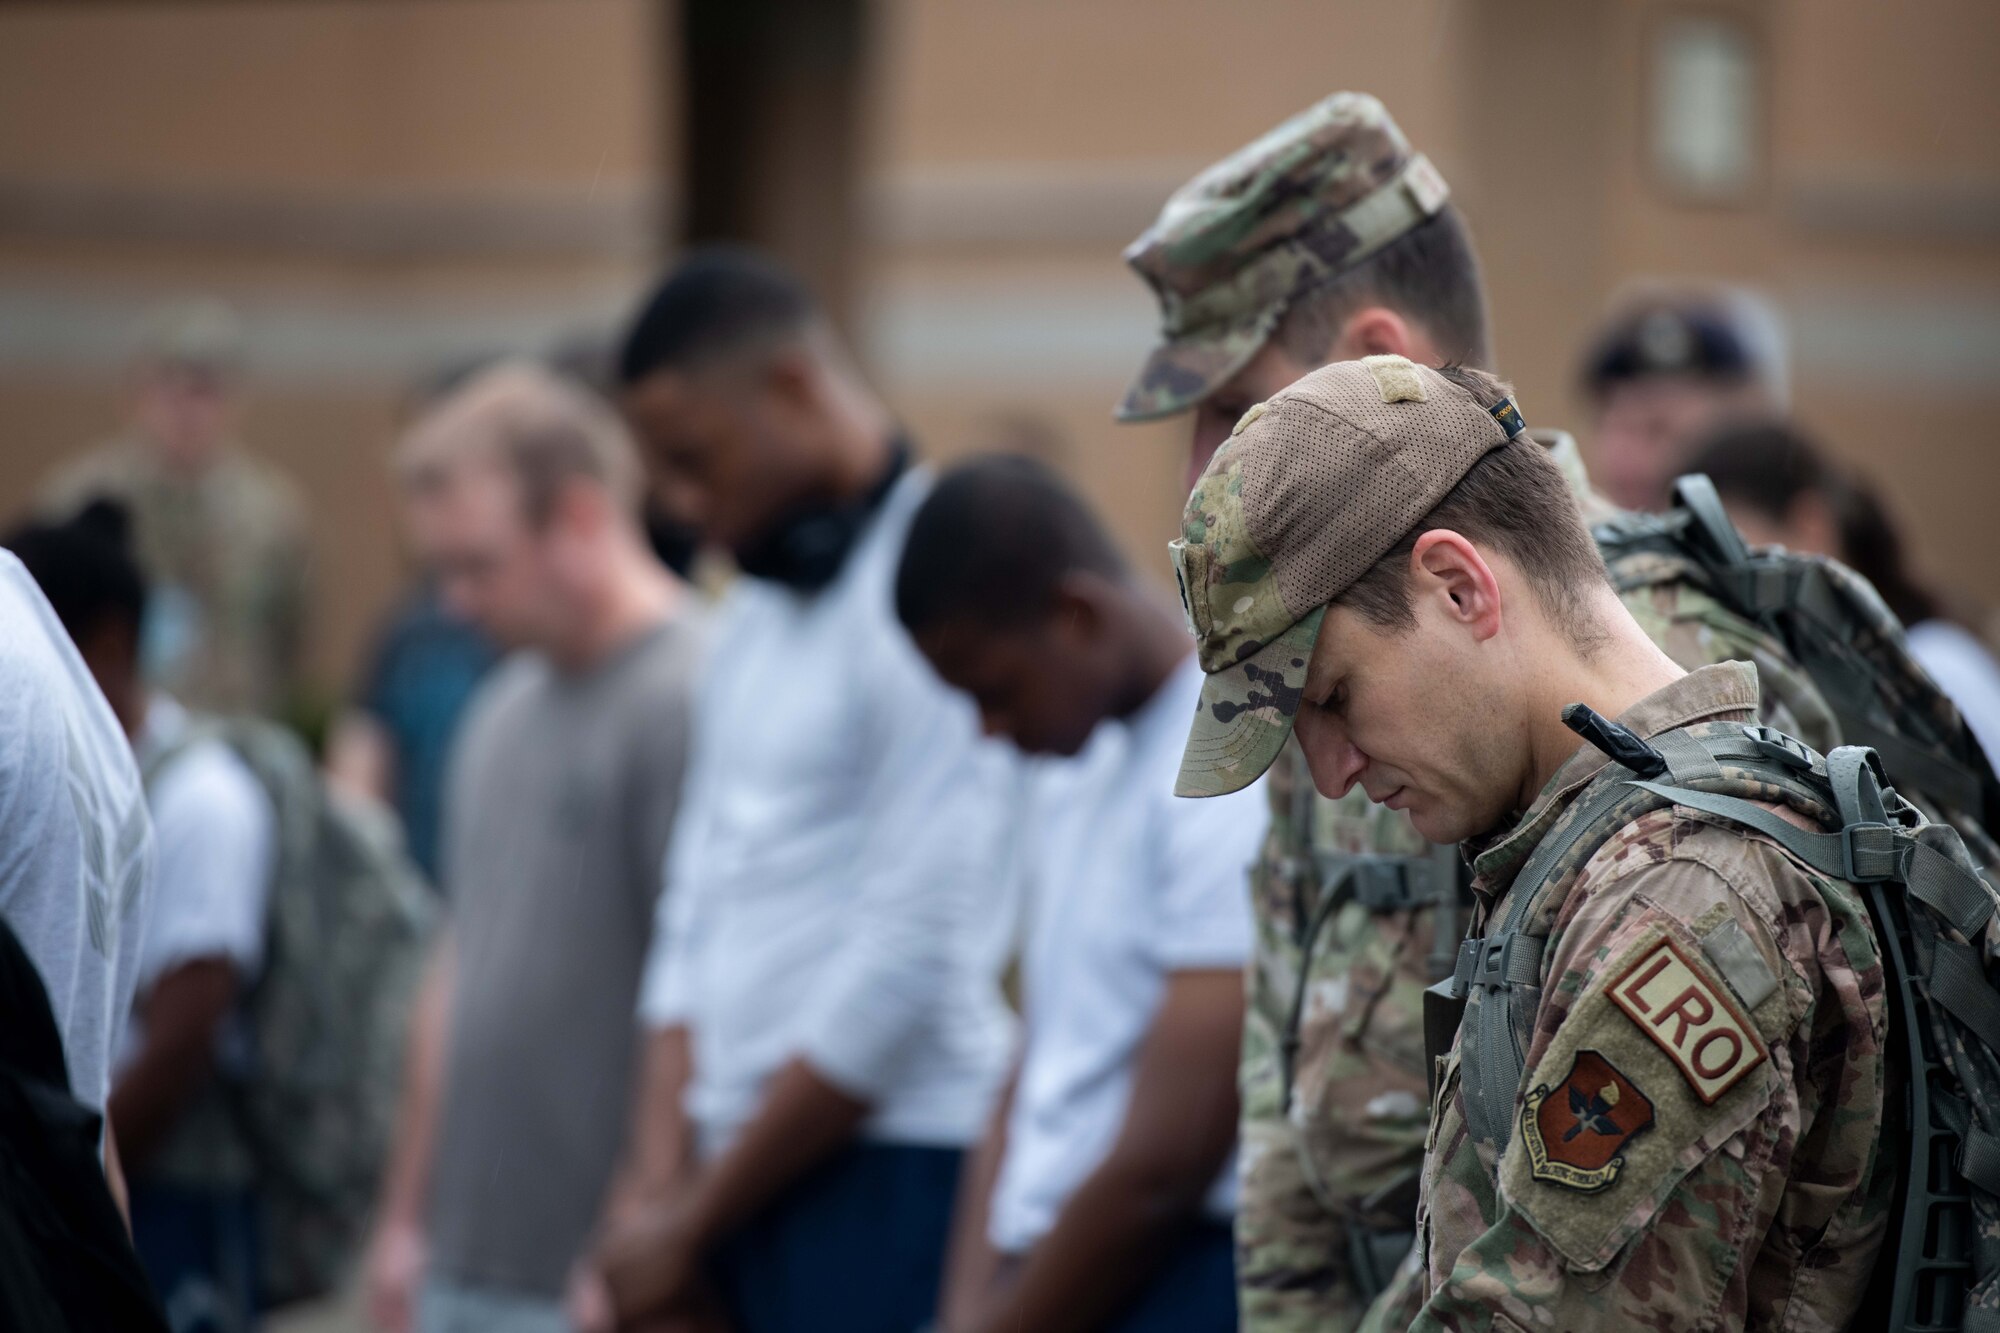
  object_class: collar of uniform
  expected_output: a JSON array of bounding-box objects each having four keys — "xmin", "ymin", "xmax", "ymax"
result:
[
  {"xmin": 1536, "ymin": 427, "xmax": 1623, "ymax": 530},
  {"xmin": 1466, "ymin": 660, "xmax": 1763, "ymax": 894}
]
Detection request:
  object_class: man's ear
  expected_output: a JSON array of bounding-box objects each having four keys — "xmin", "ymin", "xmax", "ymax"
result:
[
  {"xmin": 1409, "ymin": 530, "xmax": 1503, "ymax": 642},
  {"xmin": 1049, "ymin": 570, "xmax": 1112, "ymax": 645},
  {"xmin": 549, "ymin": 476, "xmax": 615, "ymax": 539},
  {"xmin": 762, "ymin": 343, "xmax": 823, "ymax": 415},
  {"xmin": 1334, "ymin": 307, "xmax": 1420, "ymax": 361}
]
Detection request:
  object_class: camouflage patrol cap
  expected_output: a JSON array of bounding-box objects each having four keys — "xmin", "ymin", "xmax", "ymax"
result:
[
  {"xmin": 1118, "ymin": 92, "xmax": 1450, "ymax": 423},
  {"xmin": 138, "ymin": 298, "xmax": 245, "ymax": 375},
  {"xmin": 1171, "ymin": 355, "xmax": 1521, "ymax": 797}
]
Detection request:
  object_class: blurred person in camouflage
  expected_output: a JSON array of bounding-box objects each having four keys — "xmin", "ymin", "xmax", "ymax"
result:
[
  {"xmin": 39, "ymin": 299, "xmax": 309, "ymax": 718},
  {"xmin": 1579, "ymin": 284, "xmax": 1788, "ymax": 513},
  {"xmin": 360, "ymin": 362, "xmax": 702, "ymax": 1333},
  {"xmin": 1116, "ymin": 91, "xmax": 1838, "ymax": 1332},
  {"xmin": 1172, "ymin": 355, "xmax": 1887, "ymax": 1332}
]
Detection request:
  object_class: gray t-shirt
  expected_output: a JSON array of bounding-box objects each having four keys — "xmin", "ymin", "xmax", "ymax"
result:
[
  {"xmin": 427, "ymin": 612, "xmax": 703, "ymax": 1297},
  {"xmin": 0, "ymin": 552, "xmax": 154, "ymax": 1113}
]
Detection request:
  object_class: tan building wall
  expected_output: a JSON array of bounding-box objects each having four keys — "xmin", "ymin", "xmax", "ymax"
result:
[{"xmin": 0, "ymin": 0, "xmax": 1993, "ymax": 701}]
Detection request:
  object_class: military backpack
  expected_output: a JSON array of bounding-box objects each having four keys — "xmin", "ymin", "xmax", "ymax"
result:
[
  {"xmin": 1596, "ymin": 473, "xmax": 2000, "ymax": 841},
  {"xmin": 141, "ymin": 717, "xmax": 435, "ymax": 1309}
]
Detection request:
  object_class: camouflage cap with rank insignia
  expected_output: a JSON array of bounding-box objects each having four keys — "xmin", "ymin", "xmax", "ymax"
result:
[
  {"xmin": 1171, "ymin": 354, "xmax": 1525, "ymax": 797},
  {"xmin": 1117, "ymin": 91, "xmax": 1451, "ymax": 423}
]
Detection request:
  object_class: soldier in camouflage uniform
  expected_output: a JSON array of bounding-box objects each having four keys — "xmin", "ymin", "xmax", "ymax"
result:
[
  {"xmin": 41, "ymin": 299, "xmax": 309, "ymax": 717},
  {"xmin": 1170, "ymin": 356, "xmax": 1886, "ymax": 1332},
  {"xmin": 1117, "ymin": 93, "xmax": 1841, "ymax": 1332}
]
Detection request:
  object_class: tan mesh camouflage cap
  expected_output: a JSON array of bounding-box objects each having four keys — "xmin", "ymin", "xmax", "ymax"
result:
[
  {"xmin": 1117, "ymin": 92, "xmax": 1450, "ymax": 423},
  {"xmin": 1171, "ymin": 355, "xmax": 1520, "ymax": 797}
]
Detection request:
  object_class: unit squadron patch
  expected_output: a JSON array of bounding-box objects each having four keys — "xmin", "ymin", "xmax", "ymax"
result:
[{"xmin": 1520, "ymin": 1049, "xmax": 1656, "ymax": 1192}]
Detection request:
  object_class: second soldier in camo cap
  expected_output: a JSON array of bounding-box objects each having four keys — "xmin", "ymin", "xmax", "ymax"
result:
[
  {"xmin": 1120, "ymin": 92, "xmax": 1481, "ymax": 490},
  {"xmin": 1119, "ymin": 92, "xmax": 1839, "ymax": 1333}
]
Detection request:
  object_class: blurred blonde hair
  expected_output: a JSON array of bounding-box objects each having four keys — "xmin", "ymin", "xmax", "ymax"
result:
[{"xmin": 395, "ymin": 359, "xmax": 641, "ymax": 523}]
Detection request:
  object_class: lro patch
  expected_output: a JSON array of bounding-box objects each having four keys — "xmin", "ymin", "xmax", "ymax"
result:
[
  {"xmin": 1609, "ymin": 936, "xmax": 1768, "ymax": 1103},
  {"xmin": 1521, "ymin": 1049, "xmax": 1656, "ymax": 1192}
]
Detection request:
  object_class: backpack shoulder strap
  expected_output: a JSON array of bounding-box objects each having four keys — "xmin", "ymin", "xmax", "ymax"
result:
[
  {"xmin": 1450, "ymin": 719, "xmax": 1845, "ymax": 1156},
  {"xmin": 137, "ymin": 714, "xmax": 225, "ymax": 793}
]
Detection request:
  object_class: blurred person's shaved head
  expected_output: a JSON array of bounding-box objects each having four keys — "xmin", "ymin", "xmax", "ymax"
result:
[
  {"xmin": 395, "ymin": 360, "xmax": 665, "ymax": 663},
  {"xmin": 617, "ymin": 248, "xmax": 896, "ymax": 588}
]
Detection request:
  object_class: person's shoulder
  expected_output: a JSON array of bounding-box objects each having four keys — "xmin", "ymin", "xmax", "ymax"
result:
[
  {"xmin": 1909, "ymin": 618, "xmax": 2000, "ymax": 688},
  {"xmin": 1499, "ymin": 806, "xmax": 1876, "ymax": 1276},
  {"xmin": 844, "ymin": 467, "xmax": 930, "ymax": 608},
  {"xmin": 214, "ymin": 449, "xmax": 308, "ymax": 533},
  {"xmin": 0, "ymin": 557, "xmax": 100, "ymax": 751},
  {"xmin": 1568, "ymin": 800, "xmax": 1868, "ymax": 1023},
  {"xmin": 1580, "ymin": 799, "xmax": 1834, "ymax": 915},
  {"xmin": 634, "ymin": 604, "xmax": 711, "ymax": 676},
  {"xmin": 457, "ymin": 652, "xmax": 547, "ymax": 737},
  {"xmin": 35, "ymin": 439, "xmax": 141, "ymax": 512},
  {"xmin": 151, "ymin": 732, "xmax": 271, "ymax": 840},
  {"xmin": 611, "ymin": 614, "xmax": 709, "ymax": 731},
  {"xmin": 0, "ymin": 636, "xmax": 66, "ymax": 783}
]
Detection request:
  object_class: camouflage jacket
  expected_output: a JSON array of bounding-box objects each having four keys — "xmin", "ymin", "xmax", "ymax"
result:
[
  {"xmin": 42, "ymin": 438, "xmax": 309, "ymax": 716},
  {"xmin": 1366, "ymin": 663, "xmax": 1886, "ymax": 1332},
  {"xmin": 1236, "ymin": 435, "xmax": 1842, "ymax": 1333}
]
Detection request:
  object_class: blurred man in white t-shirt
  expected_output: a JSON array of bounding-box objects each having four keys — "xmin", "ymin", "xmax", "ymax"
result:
[
  {"xmin": 8, "ymin": 500, "xmax": 273, "ymax": 1332},
  {"xmin": 897, "ymin": 456, "xmax": 1266, "ymax": 1333},
  {"xmin": 0, "ymin": 512, "xmax": 155, "ymax": 1138}
]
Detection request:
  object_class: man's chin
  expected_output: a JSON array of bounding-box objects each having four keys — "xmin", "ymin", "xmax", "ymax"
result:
[{"xmin": 1406, "ymin": 805, "xmax": 1474, "ymax": 848}]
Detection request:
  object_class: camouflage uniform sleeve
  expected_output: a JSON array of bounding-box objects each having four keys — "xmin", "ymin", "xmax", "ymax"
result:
[
  {"xmin": 1238, "ymin": 887, "xmax": 1359, "ymax": 1331},
  {"xmin": 1237, "ymin": 744, "xmax": 1358, "ymax": 1331},
  {"xmin": 1238, "ymin": 744, "xmax": 1435, "ymax": 1333},
  {"xmin": 1412, "ymin": 827, "xmax": 1887, "ymax": 1332}
]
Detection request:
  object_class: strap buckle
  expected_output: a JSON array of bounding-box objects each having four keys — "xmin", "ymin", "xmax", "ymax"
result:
[
  {"xmin": 1346, "ymin": 856, "xmax": 1451, "ymax": 912},
  {"xmin": 1742, "ymin": 724, "xmax": 1816, "ymax": 772},
  {"xmin": 1451, "ymin": 932, "xmax": 1545, "ymax": 999},
  {"xmin": 1840, "ymin": 821, "xmax": 1907, "ymax": 883}
]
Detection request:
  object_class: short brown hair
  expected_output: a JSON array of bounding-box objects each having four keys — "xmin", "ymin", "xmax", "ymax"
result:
[
  {"xmin": 1336, "ymin": 366, "xmax": 1610, "ymax": 648},
  {"xmin": 1276, "ymin": 207, "xmax": 1493, "ymax": 369},
  {"xmin": 395, "ymin": 360, "xmax": 641, "ymax": 524}
]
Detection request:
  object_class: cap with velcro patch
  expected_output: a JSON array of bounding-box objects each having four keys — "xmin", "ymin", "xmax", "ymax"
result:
[{"xmin": 1171, "ymin": 354, "xmax": 1521, "ymax": 797}]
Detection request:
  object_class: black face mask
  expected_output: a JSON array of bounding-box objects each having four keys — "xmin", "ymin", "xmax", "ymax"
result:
[{"xmin": 732, "ymin": 439, "xmax": 911, "ymax": 593}]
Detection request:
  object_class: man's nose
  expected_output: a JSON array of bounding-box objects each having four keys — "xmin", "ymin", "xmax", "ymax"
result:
[{"xmin": 1298, "ymin": 713, "xmax": 1367, "ymax": 799}]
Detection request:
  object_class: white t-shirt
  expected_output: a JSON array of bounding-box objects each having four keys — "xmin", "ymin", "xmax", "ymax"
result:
[
  {"xmin": 987, "ymin": 652, "xmax": 1267, "ymax": 1254},
  {"xmin": 637, "ymin": 469, "xmax": 1022, "ymax": 1155},
  {"xmin": 0, "ymin": 551, "xmax": 155, "ymax": 1111},
  {"xmin": 114, "ymin": 696, "xmax": 276, "ymax": 1073},
  {"xmin": 1908, "ymin": 620, "xmax": 2000, "ymax": 771}
]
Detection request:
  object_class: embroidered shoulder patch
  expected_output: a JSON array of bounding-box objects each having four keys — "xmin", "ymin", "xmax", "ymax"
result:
[
  {"xmin": 1609, "ymin": 936, "xmax": 1768, "ymax": 1103},
  {"xmin": 1521, "ymin": 1049, "xmax": 1655, "ymax": 1192}
]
